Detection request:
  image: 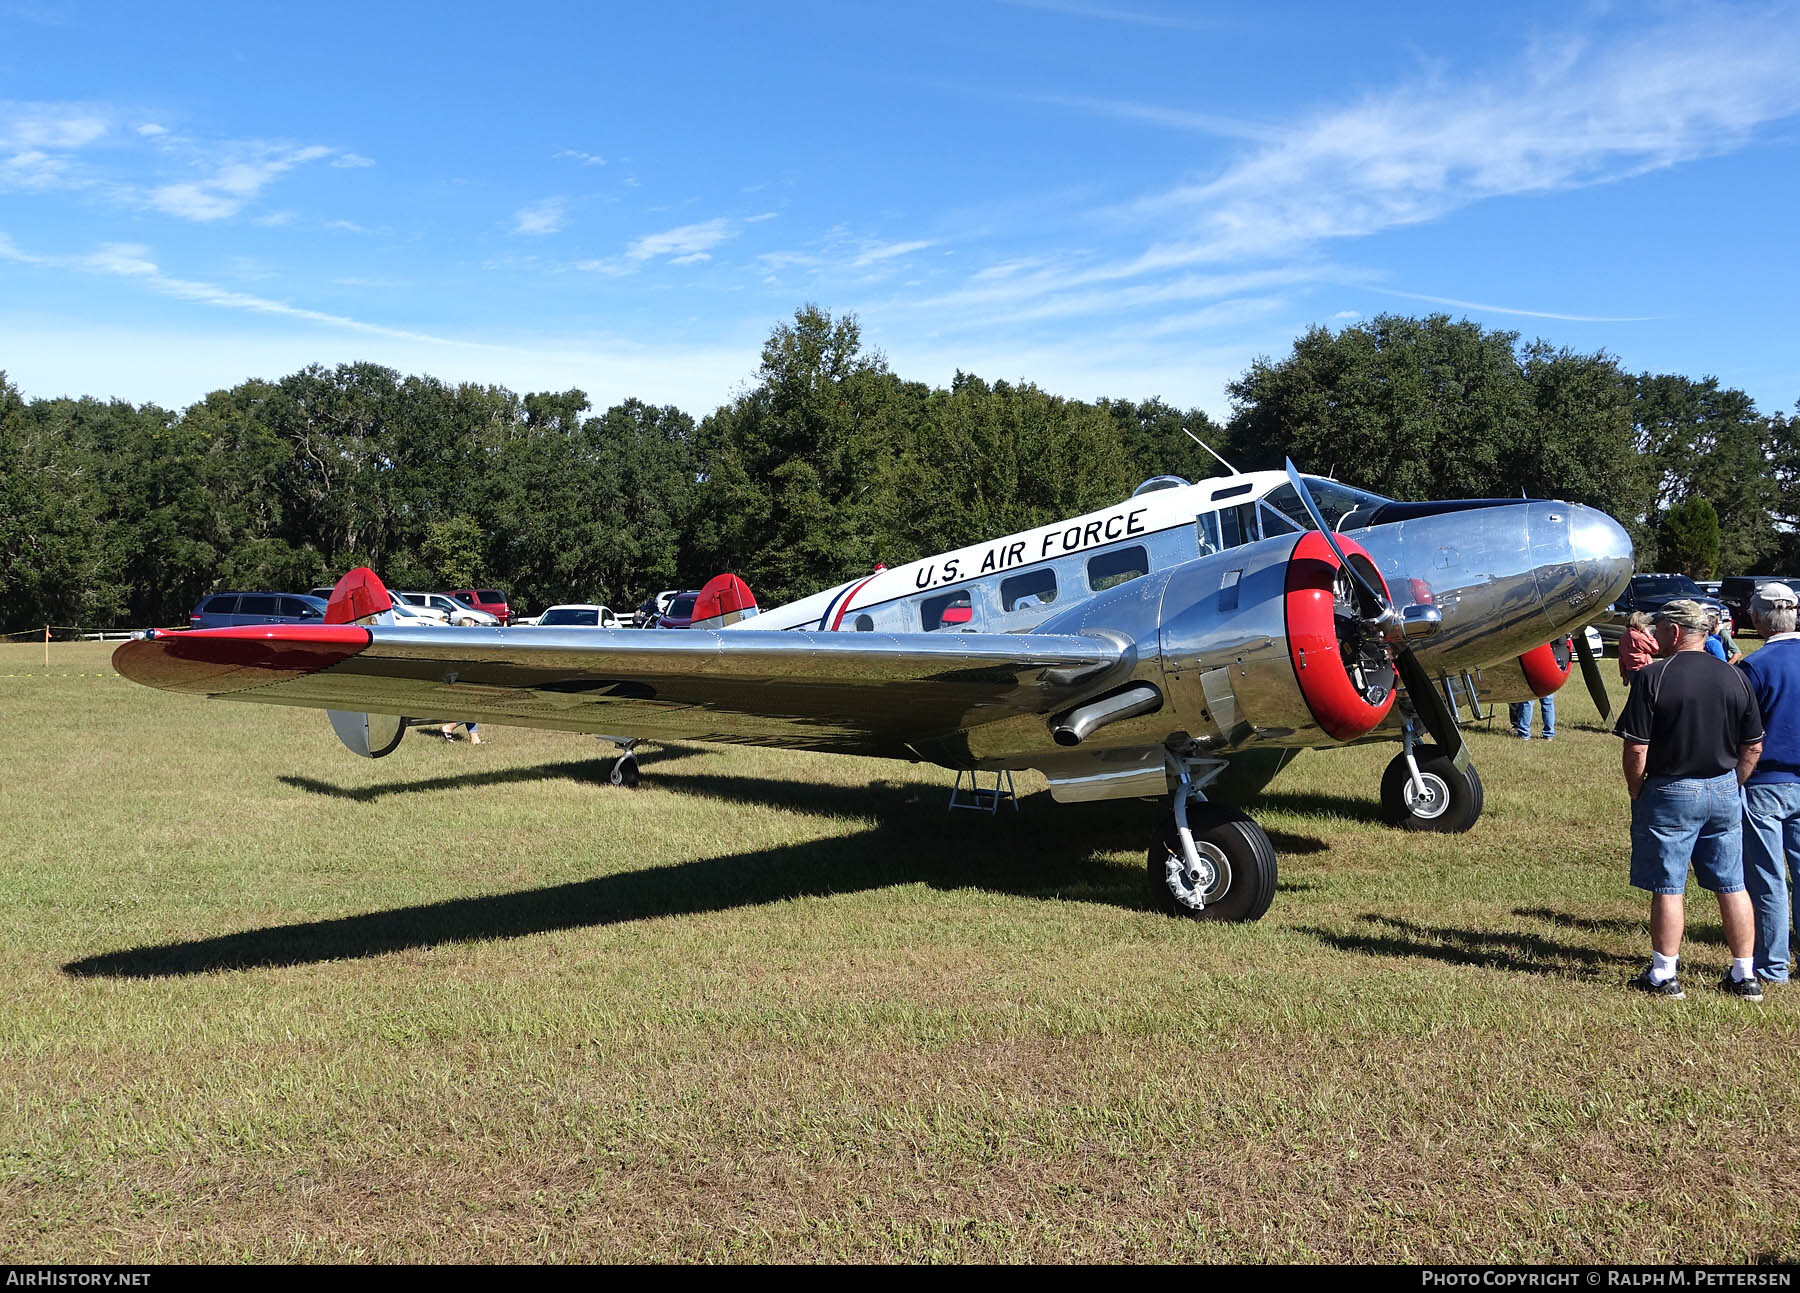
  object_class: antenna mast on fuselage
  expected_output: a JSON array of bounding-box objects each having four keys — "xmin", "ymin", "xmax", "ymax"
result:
[{"xmin": 1183, "ymin": 427, "xmax": 1239, "ymax": 477}]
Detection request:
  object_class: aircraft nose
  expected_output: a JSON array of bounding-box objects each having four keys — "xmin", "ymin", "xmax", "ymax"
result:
[{"xmin": 1535, "ymin": 502, "xmax": 1635, "ymax": 628}]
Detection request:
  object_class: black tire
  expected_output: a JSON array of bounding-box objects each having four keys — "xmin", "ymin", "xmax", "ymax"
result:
[
  {"xmin": 1147, "ymin": 804, "xmax": 1279, "ymax": 922},
  {"xmin": 610, "ymin": 755, "xmax": 640, "ymax": 788},
  {"xmin": 1379, "ymin": 744, "xmax": 1483, "ymax": 832}
]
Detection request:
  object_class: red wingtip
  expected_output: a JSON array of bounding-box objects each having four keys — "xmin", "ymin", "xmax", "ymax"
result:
[
  {"xmin": 325, "ymin": 567, "xmax": 393, "ymax": 624},
  {"xmin": 690, "ymin": 573, "xmax": 758, "ymax": 628},
  {"xmin": 113, "ymin": 625, "xmax": 372, "ymax": 695}
]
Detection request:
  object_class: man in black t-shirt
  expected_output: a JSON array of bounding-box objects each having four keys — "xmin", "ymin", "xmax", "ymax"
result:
[{"xmin": 1614, "ymin": 599, "xmax": 1765, "ymax": 1000}]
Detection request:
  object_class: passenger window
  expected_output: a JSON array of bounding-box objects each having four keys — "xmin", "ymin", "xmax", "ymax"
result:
[
  {"xmin": 1001, "ymin": 569, "xmax": 1057, "ymax": 612},
  {"xmin": 1088, "ymin": 546, "xmax": 1149, "ymax": 592},
  {"xmin": 1196, "ymin": 512, "xmax": 1221, "ymax": 556},
  {"xmin": 852, "ymin": 614, "xmax": 874, "ymax": 632},
  {"xmin": 922, "ymin": 589, "xmax": 974, "ymax": 631},
  {"xmin": 1219, "ymin": 503, "xmax": 1259, "ymax": 549},
  {"xmin": 277, "ymin": 597, "xmax": 311, "ymax": 617},
  {"xmin": 238, "ymin": 595, "xmax": 278, "ymax": 616},
  {"xmin": 206, "ymin": 596, "xmax": 238, "ymax": 615}
]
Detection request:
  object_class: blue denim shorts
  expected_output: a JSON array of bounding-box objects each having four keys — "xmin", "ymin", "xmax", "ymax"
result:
[{"xmin": 1630, "ymin": 771, "xmax": 1745, "ymax": 895}]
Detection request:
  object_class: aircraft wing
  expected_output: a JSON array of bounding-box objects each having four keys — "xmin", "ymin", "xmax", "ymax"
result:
[{"xmin": 113, "ymin": 624, "xmax": 1131, "ymax": 756}]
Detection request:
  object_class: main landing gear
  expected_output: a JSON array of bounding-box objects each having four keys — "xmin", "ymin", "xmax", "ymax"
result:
[
  {"xmin": 598, "ymin": 736, "xmax": 641, "ymax": 787},
  {"xmin": 1149, "ymin": 756, "xmax": 1279, "ymax": 922},
  {"xmin": 1379, "ymin": 723, "xmax": 1482, "ymax": 832}
]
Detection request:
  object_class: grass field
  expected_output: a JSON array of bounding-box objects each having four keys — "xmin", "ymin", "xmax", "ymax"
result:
[{"xmin": 3, "ymin": 640, "xmax": 1797, "ymax": 1263}]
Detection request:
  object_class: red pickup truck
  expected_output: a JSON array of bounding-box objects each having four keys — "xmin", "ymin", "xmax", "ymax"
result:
[{"xmin": 445, "ymin": 588, "xmax": 512, "ymax": 626}]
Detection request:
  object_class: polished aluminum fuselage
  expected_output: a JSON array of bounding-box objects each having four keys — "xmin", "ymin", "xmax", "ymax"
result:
[{"xmin": 949, "ymin": 500, "xmax": 1632, "ymax": 795}]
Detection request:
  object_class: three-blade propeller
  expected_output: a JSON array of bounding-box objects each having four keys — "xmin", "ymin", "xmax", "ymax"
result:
[{"xmin": 1283, "ymin": 461, "xmax": 1470, "ymax": 769}]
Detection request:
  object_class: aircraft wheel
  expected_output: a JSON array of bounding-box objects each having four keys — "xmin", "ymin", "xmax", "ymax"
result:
[
  {"xmin": 1379, "ymin": 745, "xmax": 1483, "ymax": 833},
  {"xmin": 1148, "ymin": 805, "xmax": 1278, "ymax": 922},
  {"xmin": 610, "ymin": 755, "xmax": 640, "ymax": 788}
]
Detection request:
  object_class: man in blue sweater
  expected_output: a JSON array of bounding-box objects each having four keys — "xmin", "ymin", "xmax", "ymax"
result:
[{"xmin": 1739, "ymin": 581, "xmax": 1800, "ymax": 985}]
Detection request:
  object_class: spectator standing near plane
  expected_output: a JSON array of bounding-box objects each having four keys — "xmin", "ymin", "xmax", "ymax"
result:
[
  {"xmin": 1615, "ymin": 600, "xmax": 1764, "ymax": 1000},
  {"xmin": 1619, "ymin": 611, "xmax": 1658, "ymax": 685},
  {"xmin": 1738, "ymin": 581, "xmax": 1800, "ymax": 986},
  {"xmin": 1707, "ymin": 610, "xmax": 1745, "ymax": 665}
]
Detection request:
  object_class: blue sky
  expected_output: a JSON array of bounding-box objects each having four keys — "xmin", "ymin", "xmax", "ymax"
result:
[{"xmin": 3, "ymin": 0, "xmax": 1798, "ymax": 421}]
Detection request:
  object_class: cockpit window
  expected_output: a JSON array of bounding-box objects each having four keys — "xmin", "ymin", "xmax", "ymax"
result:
[{"xmin": 1262, "ymin": 478, "xmax": 1393, "ymax": 532}]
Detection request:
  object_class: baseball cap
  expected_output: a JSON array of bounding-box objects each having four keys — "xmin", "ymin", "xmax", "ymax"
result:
[
  {"xmin": 1753, "ymin": 581, "xmax": 1799, "ymax": 610},
  {"xmin": 1653, "ymin": 599, "xmax": 1714, "ymax": 630}
]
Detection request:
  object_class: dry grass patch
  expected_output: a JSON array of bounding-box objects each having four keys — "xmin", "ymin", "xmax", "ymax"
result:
[{"xmin": 1, "ymin": 642, "xmax": 1797, "ymax": 1262}]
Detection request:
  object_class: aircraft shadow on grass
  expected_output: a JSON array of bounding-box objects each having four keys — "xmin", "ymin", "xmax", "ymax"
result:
[
  {"xmin": 65, "ymin": 782, "xmax": 1334, "ymax": 979},
  {"xmin": 278, "ymin": 745, "xmax": 698, "ymax": 803},
  {"xmin": 1304, "ymin": 913, "xmax": 1645, "ymax": 980}
]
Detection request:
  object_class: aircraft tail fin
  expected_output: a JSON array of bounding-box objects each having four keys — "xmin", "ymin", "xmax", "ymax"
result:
[
  {"xmin": 690, "ymin": 573, "xmax": 759, "ymax": 629},
  {"xmin": 324, "ymin": 567, "xmax": 395, "ymax": 625}
]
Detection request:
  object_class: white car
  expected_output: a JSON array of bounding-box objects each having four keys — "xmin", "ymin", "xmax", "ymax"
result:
[
  {"xmin": 383, "ymin": 596, "xmax": 446, "ymax": 627},
  {"xmin": 524, "ymin": 603, "xmax": 624, "ymax": 629},
  {"xmin": 399, "ymin": 591, "xmax": 501, "ymax": 627}
]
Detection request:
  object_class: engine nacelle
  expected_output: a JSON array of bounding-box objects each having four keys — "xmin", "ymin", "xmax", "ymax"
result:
[
  {"xmin": 1474, "ymin": 636, "xmax": 1574, "ymax": 705},
  {"xmin": 1156, "ymin": 530, "xmax": 1398, "ymax": 748}
]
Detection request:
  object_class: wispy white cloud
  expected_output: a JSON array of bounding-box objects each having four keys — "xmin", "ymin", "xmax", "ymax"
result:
[
  {"xmin": 1, "ymin": 149, "xmax": 73, "ymax": 189},
  {"xmin": 0, "ymin": 104, "xmax": 371, "ymax": 219},
  {"xmin": 994, "ymin": 0, "xmax": 1223, "ymax": 33},
  {"xmin": 1023, "ymin": 93, "xmax": 1288, "ymax": 143},
  {"xmin": 555, "ymin": 148, "xmax": 606, "ymax": 166},
  {"xmin": 1137, "ymin": 8, "xmax": 1800, "ymax": 265},
  {"xmin": 2, "ymin": 232, "xmax": 478, "ymax": 346},
  {"xmin": 1360, "ymin": 286, "xmax": 1658, "ymax": 324},
  {"xmin": 0, "ymin": 100, "xmax": 109, "ymax": 151},
  {"xmin": 669, "ymin": 252, "xmax": 712, "ymax": 265},
  {"xmin": 897, "ymin": 7, "xmax": 1800, "ymax": 339},
  {"xmin": 745, "ymin": 210, "xmax": 779, "ymax": 223},
  {"xmin": 331, "ymin": 152, "xmax": 374, "ymax": 168},
  {"xmin": 626, "ymin": 217, "xmax": 733, "ymax": 262},
  {"xmin": 851, "ymin": 239, "xmax": 932, "ymax": 267},
  {"xmin": 147, "ymin": 143, "xmax": 334, "ymax": 221},
  {"xmin": 512, "ymin": 196, "xmax": 568, "ymax": 236}
]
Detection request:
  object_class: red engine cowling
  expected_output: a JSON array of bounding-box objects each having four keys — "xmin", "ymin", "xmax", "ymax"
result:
[
  {"xmin": 1518, "ymin": 636, "xmax": 1574, "ymax": 698},
  {"xmin": 1283, "ymin": 530, "xmax": 1398, "ymax": 741}
]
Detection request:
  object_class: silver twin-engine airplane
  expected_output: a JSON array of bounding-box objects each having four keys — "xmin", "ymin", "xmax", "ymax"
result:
[{"xmin": 115, "ymin": 464, "xmax": 1633, "ymax": 922}]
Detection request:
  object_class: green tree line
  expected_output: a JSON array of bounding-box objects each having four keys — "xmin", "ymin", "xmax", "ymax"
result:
[{"xmin": 3, "ymin": 306, "xmax": 1794, "ymax": 632}]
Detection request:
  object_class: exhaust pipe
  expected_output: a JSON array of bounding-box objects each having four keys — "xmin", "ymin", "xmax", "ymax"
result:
[{"xmin": 1051, "ymin": 683, "xmax": 1163, "ymax": 747}]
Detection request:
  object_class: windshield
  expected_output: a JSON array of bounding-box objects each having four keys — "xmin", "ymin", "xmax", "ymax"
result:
[
  {"xmin": 539, "ymin": 608, "xmax": 598, "ymax": 626},
  {"xmin": 1262, "ymin": 478, "xmax": 1394, "ymax": 532},
  {"xmin": 668, "ymin": 595, "xmax": 698, "ymax": 618}
]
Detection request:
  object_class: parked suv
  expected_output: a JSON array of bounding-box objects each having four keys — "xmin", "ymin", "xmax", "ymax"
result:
[
  {"xmin": 654, "ymin": 590, "xmax": 703, "ymax": 629},
  {"xmin": 1599, "ymin": 573, "xmax": 1732, "ymax": 643},
  {"xmin": 189, "ymin": 592, "xmax": 328, "ymax": 630},
  {"xmin": 1720, "ymin": 575, "xmax": 1800, "ymax": 636},
  {"xmin": 446, "ymin": 588, "xmax": 511, "ymax": 626}
]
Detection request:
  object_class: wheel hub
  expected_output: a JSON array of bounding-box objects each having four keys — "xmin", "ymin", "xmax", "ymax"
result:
[
  {"xmin": 1164, "ymin": 840, "xmax": 1231, "ymax": 911},
  {"xmin": 1404, "ymin": 771, "xmax": 1451, "ymax": 820}
]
